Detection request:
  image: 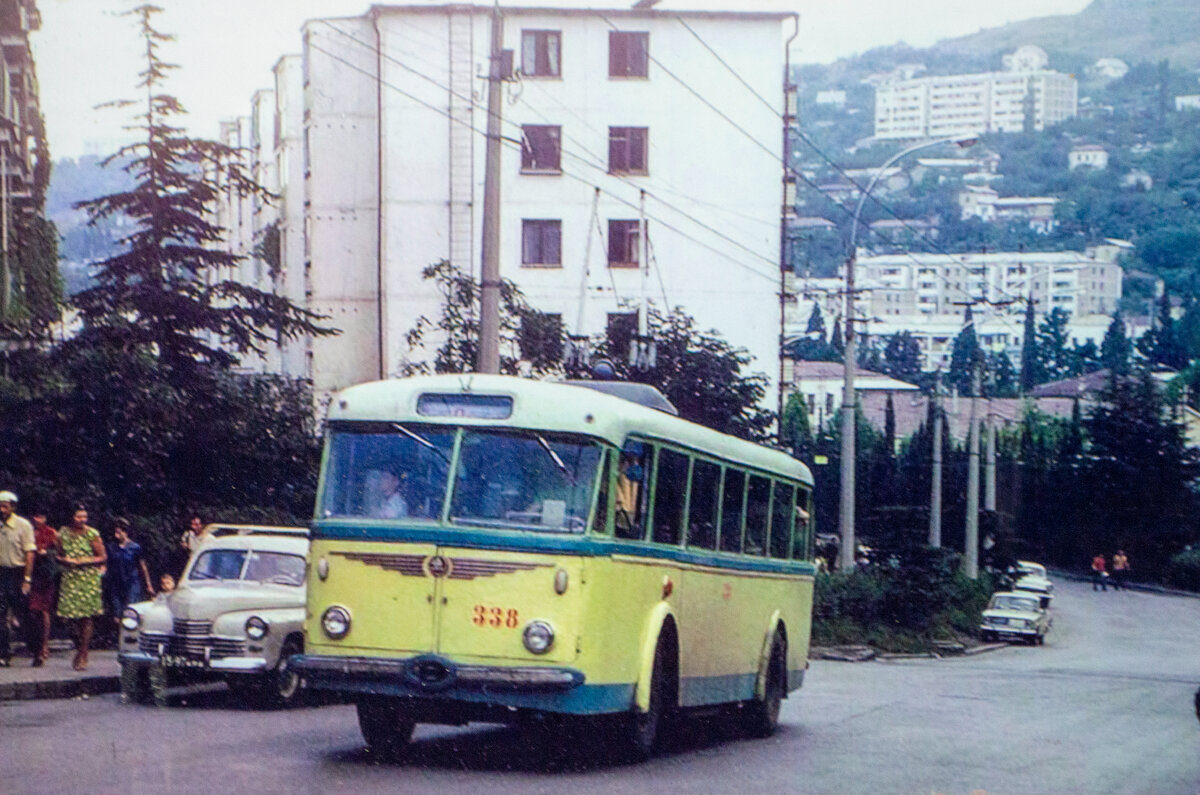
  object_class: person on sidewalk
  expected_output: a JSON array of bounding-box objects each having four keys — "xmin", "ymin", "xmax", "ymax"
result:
[
  {"xmin": 26, "ymin": 511, "xmax": 58, "ymax": 667},
  {"xmin": 0, "ymin": 490, "xmax": 35, "ymax": 667},
  {"xmin": 55, "ymin": 506, "xmax": 106, "ymax": 671},
  {"xmin": 1091, "ymin": 552, "xmax": 1108, "ymax": 591},
  {"xmin": 173, "ymin": 514, "xmax": 208, "ymax": 578},
  {"xmin": 1112, "ymin": 549, "xmax": 1130, "ymax": 591},
  {"xmin": 102, "ymin": 518, "xmax": 153, "ymax": 637}
]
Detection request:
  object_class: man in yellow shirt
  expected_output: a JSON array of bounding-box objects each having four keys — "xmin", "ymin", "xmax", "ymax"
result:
[{"xmin": 0, "ymin": 490, "xmax": 35, "ymax": 666}]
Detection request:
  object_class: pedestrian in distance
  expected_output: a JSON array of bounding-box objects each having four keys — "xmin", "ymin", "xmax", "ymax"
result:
[
  {"xmin": 0, "ymin": 490, "xmax": 35, "ymax": 667},
  {"xmin": 102, "ymin": 518, "xmax": 154, "ymax": 643},
  {"xmin": 1091, "ymin": 552, "xmax": 1108, "ymax": 591},
  {"xmin": 1112, "ymin": 549, "xmax": 1130, "ymax": 591},
  {"xmin": 26, "ymin": 510, "xmax": 59, "ymax": 666},
  {"xmin": 55, "ymin": 505, "xmax": 106, "ymax": 671}
]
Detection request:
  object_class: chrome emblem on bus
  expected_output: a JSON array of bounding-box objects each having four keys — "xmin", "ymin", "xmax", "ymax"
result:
[{"xmin": 426, "ymin": 555, "xmax": 451, "ymax": 578}]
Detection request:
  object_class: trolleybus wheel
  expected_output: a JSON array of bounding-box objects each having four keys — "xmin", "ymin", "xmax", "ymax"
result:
[
  {"xmin": 357, "ymin": 698, "xmax": 416, "ymax": 759},
  {"xmin": 744, "ymin": 635, "xmax": 786, "ymax": 738},
  {"xmin": 623, "ymin": 637, "xmax": 670, "ymax": 760}
]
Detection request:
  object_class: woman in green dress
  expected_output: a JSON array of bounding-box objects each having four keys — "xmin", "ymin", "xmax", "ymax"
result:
[{"xmin": 56, "ymin": 506, "xmax": 106, "ymax": 670}]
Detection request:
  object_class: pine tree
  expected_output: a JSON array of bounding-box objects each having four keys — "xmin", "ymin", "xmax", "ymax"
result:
[
  {"xmin": 947, "ymin": 305, "xmax": 983, "ymax": 396},
  {"xmin": 71, "ymin": 5, "xmax": 332, "ymax": 375},
  {"xmin": 1100, "ymin": 311, "xmax": 1133, "ymax": 375},
  {"xmin": 1019, "ymin": 296, "xmax": 1042, "ymax": 392},
  {"xmin": 805, "ymin": 302, "xmax": 826, "ymax": 337}
]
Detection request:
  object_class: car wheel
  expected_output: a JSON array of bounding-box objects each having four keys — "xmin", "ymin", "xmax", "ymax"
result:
[
  {"xmin": 621, "ymin": 636, "xmax": 671, "ymax": 761},
  {"xmin": 120, "ymin": 662, "xmax": 151, "ymax": 704},
  {"xmin": 357, "ymin": 698, "xmax": 416, "ymax": 760},
  {"xmin": 147, "ymin": 663, "xmax": 171, "ymax": 708},
  {"xmin": 981, "ymin": 631, "xmax": 992, "ymax": 642},
  {"xmin": 743, "ymin": 635, "xmax": 786, "ymax": 739},
  {"xmin": 258, "ymin": 637, "xmax": 303, "ymax": 708}
]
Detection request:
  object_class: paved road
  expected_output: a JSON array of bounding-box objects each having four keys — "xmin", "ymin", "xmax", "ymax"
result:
[{"xmin": 4, "ymin": 579, "xmax": 1198, "ymax": 794}]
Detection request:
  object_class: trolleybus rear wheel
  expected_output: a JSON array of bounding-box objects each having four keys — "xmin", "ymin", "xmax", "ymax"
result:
[{"xmin": 743, "ymin": 635, "xmax": 785, "ymax": 738}]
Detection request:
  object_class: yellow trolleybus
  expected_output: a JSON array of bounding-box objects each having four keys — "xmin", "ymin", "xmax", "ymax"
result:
[{"xmin": 294, "ymin": 374, "xmax": 816, "ymax": 758}]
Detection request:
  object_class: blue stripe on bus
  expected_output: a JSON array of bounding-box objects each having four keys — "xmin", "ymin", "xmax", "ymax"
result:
[
  {"xmin": 304, "ymin": 670, "xmax": 636, "ymax": 715},
  {"xmin": 311, "ymin": 520, "xmax": 817, "ymax": 576}
]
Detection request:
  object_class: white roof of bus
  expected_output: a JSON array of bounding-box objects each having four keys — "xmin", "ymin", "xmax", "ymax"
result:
[{"xmin": 328, "ymin": 375, "xmax": 812, "ymax": 486}]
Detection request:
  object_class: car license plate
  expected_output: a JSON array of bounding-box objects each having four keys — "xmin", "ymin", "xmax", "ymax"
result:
[
  {"xmin": 992, "ymin": 617, "xmax": 1008, "ymax": 625},
  {"xmin": 160, "ymin": 654, "xmax": 207, "ymax": 669}
]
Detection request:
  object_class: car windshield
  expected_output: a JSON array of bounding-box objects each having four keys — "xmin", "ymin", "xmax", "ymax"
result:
[
  {"xmin": 449, "ymin": 429, "xmax": 601, "ymax": 533},
  {"xmin": 188, "ymin": 549, "xmax": 305, "ymax": 585},
  {"xmin": 992, "ymin": 595, "xmax": 1039, "ymax": 611}
]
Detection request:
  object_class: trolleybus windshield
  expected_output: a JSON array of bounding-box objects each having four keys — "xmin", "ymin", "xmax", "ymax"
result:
[{"xmin": 319, "ymin": 422, "xmax": 602, "ymax": 533}]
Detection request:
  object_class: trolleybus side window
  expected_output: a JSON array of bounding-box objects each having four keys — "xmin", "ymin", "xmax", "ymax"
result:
[
  {"xmin": 615, "ymin": 442, "xmax": 650, "ymax": 540},
  {"xmin": 687, "ymin": 457, "xmax": 721, "ymax": 550},
  {"xmin": 794, "ymin": 488, "xmax": 813, "ymax": 560},
  {"xmin": 769, "ymin": 482, "xmax": 795, "ymax": 560},
  {"xmin": 591, "ymin": 453, "xmax": 611, "ymax": 534},
  {"xmin": 651, "ymin": 447, "xmax": 688, "ymax": 546},
  {"xmin": 744, "ymin": 475, "xmax": 771, "ymax": 556},
  {"xmin": 719, "ymin": 468, "xmax": 746, "ymax": 553}
]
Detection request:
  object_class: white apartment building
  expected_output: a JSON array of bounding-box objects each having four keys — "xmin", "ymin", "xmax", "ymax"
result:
[
  {"xmin": 873, "ymin": 45, "xmax": 1077, "ymax": 140},
  {"xmin": 786, "ymin": 245, "xmax": 1125, "ymax": 369},
  {"xmin": 221, "ymin": 4, "xmax": 792, "ymax": 408}
]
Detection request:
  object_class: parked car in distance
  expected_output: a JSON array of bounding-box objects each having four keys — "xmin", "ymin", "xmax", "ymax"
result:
[
  {"xmin": 1012, "ymin": 560, "xmax": 1054, "ymax": 607},
  {"xmin": 118, "ymin": 524, "xmax": 309, "ymax": 707},
  {"xmin": 980, "ymin": 591, "xmax": 1052, "ymax": 645}
]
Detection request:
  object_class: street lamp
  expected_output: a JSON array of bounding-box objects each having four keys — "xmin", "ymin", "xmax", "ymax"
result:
[{"xmin": 837, "ymin": 135, "xmax": 976, "ymax": 572}]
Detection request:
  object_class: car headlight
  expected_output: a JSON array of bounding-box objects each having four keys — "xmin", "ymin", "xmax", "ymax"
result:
[
  {"xmin": 321, "ymin": 606, "xmax": 351, "ymax": 639},
  {"xmin": 522, "ymin": 620, "xmax": 554, "ymax": 654},
  {"xmin": 120, "ymin": 607, "xmax": 141, "ymax": 632},
  {"xmin": 245, "ymin": 615, "xmax": 269, "ymax": 640}
]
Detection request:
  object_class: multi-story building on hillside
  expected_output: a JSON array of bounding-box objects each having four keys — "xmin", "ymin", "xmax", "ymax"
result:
[
  {"xmin": 873, "ymin": 45, "xmax": 1077, "ymax": 141},
  {"xmin": 786, "ymin": 244, "xmax": 1127, "ymax": 370},
  {"xmin": 217, "ymin": 4, "xmax": 794, "ymax": 409}
]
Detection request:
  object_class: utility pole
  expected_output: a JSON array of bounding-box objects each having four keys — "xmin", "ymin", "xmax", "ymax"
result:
[
  {"xmin": 838, "ymin": 249, "xmax": 857, "ymax": 572},
  {"xmin": 929, "ymin": 371, "xmax": 943, "ymax": 548},
  {"xmin": 964, "ymin": 364, "xmax": 981, "ymax": 579},
  {"xmin": 984, "ymin": 409, "xmax": 997, "ymax": 512},
  {"xmin": 476, "ymin": 2, "xmax": 504, "ymax": 374}
]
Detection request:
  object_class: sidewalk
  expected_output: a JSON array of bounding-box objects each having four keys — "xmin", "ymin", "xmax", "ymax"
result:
[{"xmin": 0, "ymin": 639, "xmax": 121, "ymax": 702}]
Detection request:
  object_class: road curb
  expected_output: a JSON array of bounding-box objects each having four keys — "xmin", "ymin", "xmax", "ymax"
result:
[{"xmin": 0, "ymin": 674, "xmax": 120, "ymax": 702}]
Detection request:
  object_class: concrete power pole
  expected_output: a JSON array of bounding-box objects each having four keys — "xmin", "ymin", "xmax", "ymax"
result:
[
  {"xmin": 929, "ymin": 374, "xmax": 943, "ymax": 548},
  {"xmin": 963, "ymin": 365, "xmax": 981, "ymax": 579},
  {"xmin": 476, "ymin": 3, "xmax": 504, "ymax": 374},
  {"xmin": 838, "ymin": 251, "xmax": 857, "ymax": 572},
  {"xmin": 984, "ymin": 410, "xmax": 997, "ymax": 512}
]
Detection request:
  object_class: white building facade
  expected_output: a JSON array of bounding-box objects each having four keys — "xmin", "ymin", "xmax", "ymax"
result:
[
  {"xmin": 873, "ymin": 46, "xmax": 1077, "ymax": 140},
  {"xmin": 224, "ymin": 5, "xmax": 792, "ymax": 408}
]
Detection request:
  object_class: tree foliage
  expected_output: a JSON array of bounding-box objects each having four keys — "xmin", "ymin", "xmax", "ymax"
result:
[{"xmin": 70, "ymin": 5, "xmax": 332, "ymax": 376}]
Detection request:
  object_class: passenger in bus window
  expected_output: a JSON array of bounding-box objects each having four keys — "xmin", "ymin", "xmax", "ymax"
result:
[{"xmin": 614, "ymin": 451, "xmax": 643, "ymax": 535}]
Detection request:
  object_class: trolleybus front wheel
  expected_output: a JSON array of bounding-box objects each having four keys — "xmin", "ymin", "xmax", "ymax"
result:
[
  {"xmin": 357, "ymin": 698, "xmax": 416, "ymax": 759},
  {"xmin": 620, "ymin": 636, "xmax": 674, "ymax": 760}
]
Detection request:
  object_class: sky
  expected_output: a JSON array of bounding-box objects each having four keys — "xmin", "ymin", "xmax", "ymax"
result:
[{"xmin": 33, "ymin": 0, "xmax": 1092, "ymax": 160}]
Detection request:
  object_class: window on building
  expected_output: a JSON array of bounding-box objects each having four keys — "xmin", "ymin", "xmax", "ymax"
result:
[
  {"xmin": 518, "ymin": 311, "xmax": 563, "ymax": 370},
  {"xmin": 608, "ymin": 220, "xmax": 641, "ymax": 268},
  {"xmin": 521, "ymin": 219, "xmax": 562, "ymax": 267},
  {"xmin": 521, "ymin": 125, "xmax": 561, "ymax": 173},
  {"xmin": 608, "ymin": 127, "xmax": 648, "ymax": 174},
  {"xmin": 606, "ymin": 312, "xmax": 637, "ymax": 360},
  {"xmin": 521, "ymin": 30, "xmax": 561, "ymax": 77},
  {"xmin": 609, "ymin": 31, "xmax": 648, "ymax": 78}
]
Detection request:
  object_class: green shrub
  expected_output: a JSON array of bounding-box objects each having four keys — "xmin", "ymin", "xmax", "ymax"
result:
[{"xmin": 1165, "ymin": 548, "xmax": 1200, "ymax": 591}]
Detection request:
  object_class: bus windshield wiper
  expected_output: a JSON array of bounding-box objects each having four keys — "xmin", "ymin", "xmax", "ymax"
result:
[
  {"xmin": 536, "ymin": 435, "xmax": 572, "ymax": 481},
  {"xmin": 392, "ymin": 423, "xmax": 450, "ymax": 465}
]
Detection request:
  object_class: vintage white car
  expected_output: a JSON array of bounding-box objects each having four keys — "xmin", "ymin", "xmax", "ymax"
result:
[
  {"xmin": 979, "ymin": 591, "xmax": 1052, "ymax": 645},
  {"xmin": 118, "ymin": 525, "xmax": 309, "ymax": 707},
  {"xmin": 1012, "ymin": 560, "xmax": 1054, "ymax": 607}
]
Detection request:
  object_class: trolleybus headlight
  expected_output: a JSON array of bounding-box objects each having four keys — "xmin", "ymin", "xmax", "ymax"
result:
[
  {"xmin": 523, "ymin": 620, "xmax": 554, "ymax": 654},
  {"xmin": 321, "ymin": 606, "xmax": 352, "ymax": 639},
  {"xmin": 245, "ymin": 615, "xmax": 269, "ymax": 640},
  {"xmin": 120, "ymin": 607, "xmax": 141, "ymax": 632}
]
